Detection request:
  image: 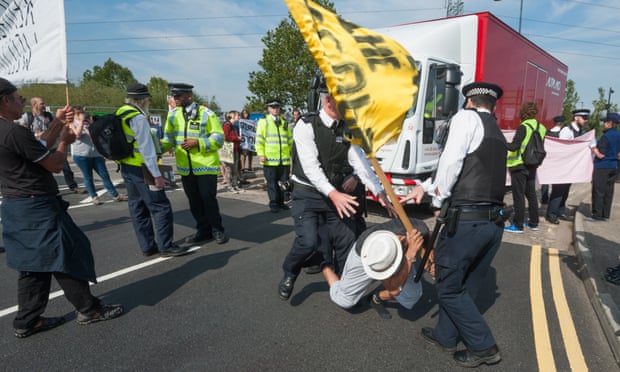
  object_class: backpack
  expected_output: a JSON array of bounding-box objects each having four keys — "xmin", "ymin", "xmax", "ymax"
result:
[
  {"xmin": 89, "ymin": 108, "xmax": 140, "ymax": 160},
  {"xmin": 522, "ymin": 121, "xmax": 546, "ymax": 167}
]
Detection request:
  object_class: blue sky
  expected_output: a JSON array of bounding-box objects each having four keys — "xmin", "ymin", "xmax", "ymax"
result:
[{"xmin": 65, "ymin": 0, "xmax": 619, "ymax": 113}]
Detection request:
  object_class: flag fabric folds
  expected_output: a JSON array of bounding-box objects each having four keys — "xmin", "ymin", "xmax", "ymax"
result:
[
  {"xmin": 0, "ymin": 0, "xmax": 67, "ymax": 84},
  {"xmin": 285, "ymin": 0, "xmax": 418, "ymax": 156}
]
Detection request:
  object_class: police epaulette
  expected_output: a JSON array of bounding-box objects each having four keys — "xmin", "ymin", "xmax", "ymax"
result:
[{"xmin": 301, "ymin": 112, "xmax": 318, "ymax": 123}]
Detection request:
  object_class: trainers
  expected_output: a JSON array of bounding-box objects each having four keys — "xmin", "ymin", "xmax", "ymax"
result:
[
  {"xmin": 213, "ymin": 230, "xmax": 229, "ymax": 244},
  {"xmin": 524, "ymin": 223, "xmax": 539, "ymax": 231},
  {"xmin": 113, "ymin": 194, "xmax": 128, "ymax": 202},
  {"xmin": 91, "ymin": 197, "xmax": 102, "ymax": 205},
  {"xmin": 76, "ymin": 304, "xmax": 124, "ymax": 325},
  {"xmin": 504, "ymin": 224, "xmax": 523, "ymax": 233},
  {"xmin": 14, "ymin": 316, "xmax": 66, "ymax": 338}
]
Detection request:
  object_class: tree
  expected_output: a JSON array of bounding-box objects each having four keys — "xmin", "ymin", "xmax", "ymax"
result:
[
  {"xmin": 147, "ymin": 76, "xmax": 170, "ymax": 111},
  {"xmin": 247, "ymin": 0, "xmax": 335, "ymax": 113},
  {"xmin": 82, "ymin": 58, "xmax": 137, "ymax": 89},
  {"xmin": 562, "ymin": 79, "xmax": 579, "ymax": 125}
]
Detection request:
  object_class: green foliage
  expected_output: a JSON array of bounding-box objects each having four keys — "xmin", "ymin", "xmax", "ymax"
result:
[
  {"xmin": 82, "ymin": 58, "xmax": 137, "ymax": 89},
  {"xmin": 562, "ymin": 79, "xmax": 579, "ymax": 125},
  {"xmin": 147, "ymin": 76, "xmax": 170, "ymax": 111},
  {"xmin": 246, "ymin": 0, "xmax": 335, "ymax": 113}
]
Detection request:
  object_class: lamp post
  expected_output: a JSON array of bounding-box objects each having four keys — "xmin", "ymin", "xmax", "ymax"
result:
[
  {"xmin": 607, "ymin": 87, "xmax": 615, "ymax": 110},
  {"xmin": 494, "ymin": 0, "xmax": 523, "ymax": 34}
]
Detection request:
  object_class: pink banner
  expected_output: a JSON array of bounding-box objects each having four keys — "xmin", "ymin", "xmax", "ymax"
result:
[{"xmin": 503, "ymin": 130, "xmax": 595, "ymax": 185}]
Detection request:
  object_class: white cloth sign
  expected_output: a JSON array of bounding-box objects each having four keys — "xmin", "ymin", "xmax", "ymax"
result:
[
  {"xmin": 0, "ymin": 0, "xmax": 67, "ymax": 84},
  {"xmin": 239, "ymin": 119, "xmax": 257, "ymax": 152}
]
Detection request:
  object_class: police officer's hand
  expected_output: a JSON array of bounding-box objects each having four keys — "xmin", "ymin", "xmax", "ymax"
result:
[
  {"xmin": 401, "ymin": 185, "xmax": 425, "ymax": 205},
  {"xmin": 181, "ymin": 138, "xmax": 198, "ymax": 150},
  {"xmin": 259, "ymin": 156, "xmax": 266, "ymax": 164},
  {"xmin": 328, "ymin": 189, "xmax": 359, "ymax": 219},
  {"xmin": 377, "ymin": 192, "xmax": 397, "ymax": 218}
]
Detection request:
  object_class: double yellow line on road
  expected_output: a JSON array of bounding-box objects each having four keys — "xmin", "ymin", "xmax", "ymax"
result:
[{"xmin": 530, "ymin": 245, "xmax": 587, "ymax": 371}]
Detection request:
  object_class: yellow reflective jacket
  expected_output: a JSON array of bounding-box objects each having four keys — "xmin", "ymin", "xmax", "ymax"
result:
[
  {"xmin": 161, "ymin": 103, "xmax": 224, "ymax": 176},
  {"xmin": 507, "ymin": 118, "xmax": 547, "ymax": 168},
  {"xmin": 116, "ymin": 104, "xmax": 144, "ymax": 167},
  {"xmin": 255, "ymin": 116, "xmax": 293, "ymax": 166}
]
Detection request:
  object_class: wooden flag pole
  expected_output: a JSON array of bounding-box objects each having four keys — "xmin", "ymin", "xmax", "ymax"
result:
[{"xmin": 369, "ymin": 157, "xmax": 429, "ymax": 258}]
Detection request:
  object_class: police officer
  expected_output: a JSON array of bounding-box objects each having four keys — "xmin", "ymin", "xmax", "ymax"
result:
[
  {"xmin": 255, "ymin": 99, "xmax": 293, "ymax": 213},
  {"xmin": 546, "ymin": 108, "xmax": 590, "ymax": 224},
  {"xmin": 118, "ymin": 83, "xmax": 187, "ymax": 257},
  {"xmin": 162, "ymin": 83, "xmax": 228, "ymax": 245},
  {"xmin": 404, "ymin": 82, "xmax": 506, "ymax": 367},
  {"xmin": 278, "ymin": 80, "xmax": 391, "ymax": 301},
  {"xmin": 589, "ymin": 112, "xmax": 620, "ymax": 221}
]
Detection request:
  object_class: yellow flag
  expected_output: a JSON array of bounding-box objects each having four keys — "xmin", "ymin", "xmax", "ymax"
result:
[{"xmin": 285, "ymin": 0, "xmax": 418, "ymax": 156}]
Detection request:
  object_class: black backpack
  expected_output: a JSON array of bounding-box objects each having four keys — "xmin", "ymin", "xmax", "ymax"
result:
[
  {"xmin": 522, "ymin": 121, "xmax": 546, "ymax": 167},
  {"xmin": 89, "ymin": 108, "xmax": 141, "ymax": 160}
]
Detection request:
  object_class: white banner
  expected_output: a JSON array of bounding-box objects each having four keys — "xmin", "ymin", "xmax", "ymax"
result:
[
  {"xmin": 239, "ymin": 119, "xmax": 257, "ymax": 152},
  {"xmin": 0, "ymin": 0, "xmax": 67, "ymax": 84}
]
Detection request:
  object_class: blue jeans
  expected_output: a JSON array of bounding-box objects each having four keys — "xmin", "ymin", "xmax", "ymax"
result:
[
  {"xmin": 120, "ymin": 164, "xmax": 174, "ymax": 253},
  {"xmin": 73, "ymin": 155, "xmax": 119, "ymax": 198}
]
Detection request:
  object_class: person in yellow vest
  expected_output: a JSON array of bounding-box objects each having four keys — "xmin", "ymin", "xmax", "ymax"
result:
[
  {"xmin": 255, "ymin": 99, "xmax": 293, "ymax": 213},
  {"xmin": 505, "ymin": 101, "xmax": 547, "ymax": 233},
  {"xmin": 161, "ymin": 83, "xmax": 228, "ymax": 245},
  {"xmin": 118, "ymin": 83, "xmax": 188, "ymax": 257}
]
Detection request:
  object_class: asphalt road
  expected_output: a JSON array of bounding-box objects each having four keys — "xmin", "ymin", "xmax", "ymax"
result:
[{"xmin": 0, "ymin": 168, "xmax": 617, "ymax": 371}]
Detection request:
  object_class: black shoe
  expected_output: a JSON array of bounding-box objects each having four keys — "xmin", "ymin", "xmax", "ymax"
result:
[
  {"xmin": 421, "ymin": 327, "xmax": 456, "ymax": 353},
  {"xmin": 161, "ymin": 244, "xmax": 190, "ymax": 257},
  {"xmin": 453, "ymin": 345, "xmax": 501, "ymax": 368},
  {"xmin": 213, "ymin": 231, "xmax": 229, "ymax": 244},
  {"xmin": 558, "ymin": 213, "xmax": 573, "ymax": 221},
  {"xmin": 605, "ymin": 272, "xmax": 620, "ymax": 285},
  {"xmin": 14, "ymin": 316, "xmax": 66, "ymax": 338},
  {"xmin": 606, "ymin": 265, "xmax": 620, "ymax": 274},
  {"xmin": 278, "ymin": 275, "xmax": 295, "ymax": 300},
  {"xmin": 546, "ymin": 216, "xmax": 560, "ymax": 224},
  {"xmin": 184, "ymin": 233, "xmax": 213, "ymax": 245},
  {"xmin": 304, "ymin": 265, "xmax": 322, "ymax": 275},
  {"xmin": 76, "ymin": 304, "xmax": 124, "ymax": 325},
  {"xmin": 142, "ymin": 248, "xmax": 159, "ymax": 257}
]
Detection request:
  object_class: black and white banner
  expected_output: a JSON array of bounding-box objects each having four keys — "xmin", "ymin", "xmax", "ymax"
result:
[{"xmin": 0, "ymin": 0, "xmax": 67, "ymax": 84}]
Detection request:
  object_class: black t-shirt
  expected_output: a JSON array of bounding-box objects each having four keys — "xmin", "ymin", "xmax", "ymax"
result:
[{"xmin": 0, "ymin": 119, "xmax": 58, "ymax": 198}]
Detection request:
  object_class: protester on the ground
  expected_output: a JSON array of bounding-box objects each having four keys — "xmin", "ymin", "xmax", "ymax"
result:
[
  {"xmin": 222, "ymin": 110, "xmax": 243, "ymax": 193},
  {"xmin": 505, "ymin": 102, "xmax": 546, "ymax": 233},
  {"xmin": 255, "ymin": 99, "xmax": 293, "ymax": 213},
  {"xmin": 21, "ymin": 96, "xmax": 83, "ymax": 194},
  {"xmin": 546, "ymin": 109, "xmax": 590, "ymax": 224},
  {"xmin": 71, "ymin": 107, "xmax": 127, "ymax": 205},
  {"xmin": 162, "ymin": 83, "xmax": 229, "ymax": 245},
  {"xmin": 240, "ymin": 109, "xmax": 254, "ymax": 171},
  {"xmin": 540, "ymin": 115, "xmax": 565, "ymax": 204},
  {"xmin": 323, "ymin": 218, "xmax": 428, "ymax": 316},
  {"xmin": 118, "ymin": 83, "xmax": 188, "ymax": 257},
  {"xmin": 278, "ymin": 79, "xmax": 393, "ymax": 302},
  {"xmin": 0, "ymin": 78, "xmax": 124, "ymax": 338},
  {"xmin": 402, "ymin": 82, "xmax": 506, "ymax": 367},
  {"xmin": 589, "ymin": 112, "xmax": 620, "ymax": 221}
]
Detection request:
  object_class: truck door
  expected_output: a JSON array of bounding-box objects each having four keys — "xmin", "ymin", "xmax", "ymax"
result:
[{"xmin": 414, "ymin": 63, "xmax": 461, "ymax": 176}]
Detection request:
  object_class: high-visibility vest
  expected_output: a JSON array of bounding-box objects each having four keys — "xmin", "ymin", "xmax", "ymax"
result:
[
  {"xmin": 161, "ymin": 103, "xmax": 224, "ymax": 176},
  {"xmin": 255, "ymin": 116, "xmax": 293, "ymax": 166},
  {"xmin": 507, "ymin": 118, "xmax": 546, "ymax": 168},
  {"xmin": 117, "ymin": 105, "xmax": 144, "ymax": 167}
]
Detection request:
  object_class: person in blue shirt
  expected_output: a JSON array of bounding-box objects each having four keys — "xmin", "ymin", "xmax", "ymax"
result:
[{"xmin": 589, "ymin": 112, "xmax": 620, "ymax": 221}]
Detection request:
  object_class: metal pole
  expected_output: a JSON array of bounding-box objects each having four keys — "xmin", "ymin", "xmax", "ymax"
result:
[
  {"xmin": 607, "ymin": 88, "xmax": 615, "ymax": 110},
  {"xmin": 518, "ymin": 0, "xmax": 523, "ymax": 33}
]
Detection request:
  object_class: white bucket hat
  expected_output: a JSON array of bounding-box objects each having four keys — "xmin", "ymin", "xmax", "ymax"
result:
[{"xmin": 360, "ymin": 230, "xmax": 403, "ymax": 280}]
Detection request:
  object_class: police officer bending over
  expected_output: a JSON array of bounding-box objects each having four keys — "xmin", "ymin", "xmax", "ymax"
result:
[
  {"xmin": 278, "ymin": 80, "xmax": 392, "ymax": 301},
  {"xmin": 403, "ymin": 82, "xmax": 506, "ymax": 368}
]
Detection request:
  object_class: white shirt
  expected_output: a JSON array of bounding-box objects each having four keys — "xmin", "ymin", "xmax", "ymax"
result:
[
  {"xmin": 129, "ymin": 108, "xmax": 161, "ymax": 177},
  {"xmin": 559, "ymin": 122, "xmax": 579, "ymax": 140},
  {"xmin": 421, "ymin": 108, "xmax": 487, "ymax": 208},
  {"xmin": 291, "ymin": 109, "xmax": 383, "ymax": 197}
]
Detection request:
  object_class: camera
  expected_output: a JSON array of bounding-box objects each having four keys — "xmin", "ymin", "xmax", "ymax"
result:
[{"xmin": 278, "ymin": 180, "xmax": 292, "ymax": 192}]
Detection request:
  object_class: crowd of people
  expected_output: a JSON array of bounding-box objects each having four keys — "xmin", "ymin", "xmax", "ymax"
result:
[{"xmin": 3, "ymin": 71, "xmax": 620, "ymax": 370}]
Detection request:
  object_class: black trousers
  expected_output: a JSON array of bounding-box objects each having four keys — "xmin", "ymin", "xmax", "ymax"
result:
[
  {"xmin": 510, "ymin": 166, "xmax": 539, "ymax": 227},
  {"xmin": 547, "ymin": 183, "xmax": 571, "ymax": 219},
  {"xmin": 263, "ymin": 165, "xmax": 290, "ymax": 209},
  {"xmin": 181, "ymin": 173, "xmax": 224, "ymax": 234},
  {"xmin": 592, "ymin": 168, "xmax": 617, "ymax": 219},
  {"xmin": 14, "ymin": 271, "xmax": 99, "ymax": 329}
]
